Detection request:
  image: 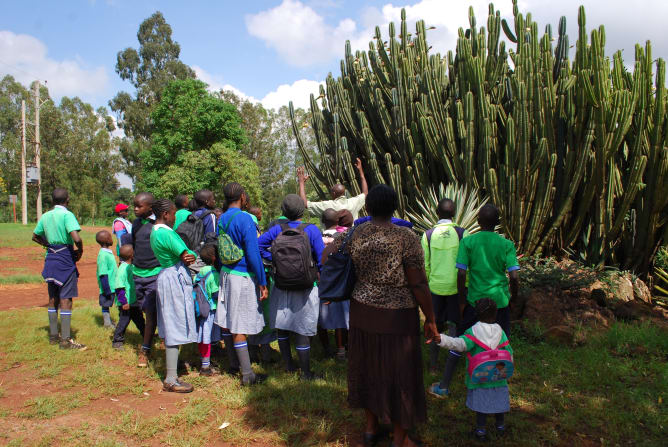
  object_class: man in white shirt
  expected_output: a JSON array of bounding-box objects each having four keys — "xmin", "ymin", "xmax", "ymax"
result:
[{"xmin": 297, "ymin": 158, "xmax": 369, "ymax": 220}]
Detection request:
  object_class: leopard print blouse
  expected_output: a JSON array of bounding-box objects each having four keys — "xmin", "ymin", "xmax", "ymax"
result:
[{"xmin": 332, "ymin": 221, "xmax": 424, "ymax": 309}]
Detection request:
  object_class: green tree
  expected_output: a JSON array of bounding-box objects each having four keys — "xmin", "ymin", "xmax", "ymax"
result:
[
  {"xmin": 109, "ymin": 11, "xmax": 195, "ymax": 183},
  {"xmin": 143, "ymin": 79, "xmax": 261, "ymax": 205}
]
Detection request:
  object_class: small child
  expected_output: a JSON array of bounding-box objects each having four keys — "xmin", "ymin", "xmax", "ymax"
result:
[
  {"xmin": 436, "ymin": 298, "xmax": 513, "ymax": 441},
  {"xmin": 195, "ymin": 244, "xmax": 222, "ymax": 376},
  {"xmin": 96, "ymin": 230, "xmax": 117, "ymax": 329},
  {"xmin": 112, "ymin": 245, "xmax": 146, "ymax": 349}
]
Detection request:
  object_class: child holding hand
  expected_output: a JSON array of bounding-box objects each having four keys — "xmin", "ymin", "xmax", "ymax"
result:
[
  {"xmin": 96, "ymin": 230, "xmax": 117, "ymax": 329},
  {"xmin": 195, "ymin": 244, "xmax": 222, "ymax": 376},
  {"xmin": 112, "ymin": 245, "xmax": 145, "ymax": 349},
  {"xmin": 435, "ymin": 298, "xmax": 513, "ymax": 441}
]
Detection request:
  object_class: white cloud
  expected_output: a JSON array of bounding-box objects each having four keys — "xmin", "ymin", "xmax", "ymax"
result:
[
  {"xmin": 260, "ymin": 79, "xmax": 324, "ymax": 110},
  {"xmin": 245, "ymin": 0, "xmax": 356, "ymax": 67},
  {"xmin": 193, "ymin": 64, "xmax": 260, "ymax": 103},
  {"xmin": 0, "ymin": 30, "xmax": 108, "ymax": 100},
  {"xmin": 247, "ymin": 0, "xmax": 668, "ymax": 69}
]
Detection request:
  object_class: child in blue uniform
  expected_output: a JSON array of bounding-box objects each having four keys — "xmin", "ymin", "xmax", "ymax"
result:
[
  {"xmin": 258, "ymin": 194, "xmax": 325, "ymax": 380},
  {"xmin": 112, "ymin": 245, "xmax": 145, "ymax": 349},
  {"xmin": 435, "ymin": 298, "xmax": 513, "ymax": 441},
  {"xmin": 32, "ymin": 188, "xmax": 85, "ymax": 350},
  {"xmin": 95, "ymin": 230, "xmax": 117, "ymax": 329},
  {"xmin": 150, "ymin": 199, "xmax": 197, "ymax": 393},
  {"xmin": 195, "ymin": 244, "xmax": 222, "ymax": 376}
]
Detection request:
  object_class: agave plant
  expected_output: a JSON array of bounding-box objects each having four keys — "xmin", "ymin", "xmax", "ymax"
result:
[
  {"xmin": 653, "ymin": 247, "xmax": 668, "ymax": 296},
  {"xmin": 406, "ymin": 182, "xmax": 488, "ymax": 233}
]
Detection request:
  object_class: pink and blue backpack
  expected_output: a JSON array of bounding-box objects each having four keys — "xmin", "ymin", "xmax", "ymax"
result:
[{"xmin": 464, "ymin": 334, "xmax": 514, "ymax": 384}]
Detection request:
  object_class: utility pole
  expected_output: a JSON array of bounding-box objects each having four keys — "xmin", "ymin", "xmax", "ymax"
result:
[
  {"xmin": 34, "ymin": 81, "xmax": 41, "ymax": 219},
  {"xmin": 21, "ymin": 100, "xmax": 27, "ymax": 225}
]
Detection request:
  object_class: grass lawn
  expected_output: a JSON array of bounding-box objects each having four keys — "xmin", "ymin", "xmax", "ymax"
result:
[
  {"xmin": 0, "ymin": 300, "xmax": 665, "ymax": 446},
  {"xmin": 0, "ymin": 223, "xmax": 99, "ymax": 248},
  {"xmin": 0, "ymin": 273, "xmax": 43, "ymax": 285}
]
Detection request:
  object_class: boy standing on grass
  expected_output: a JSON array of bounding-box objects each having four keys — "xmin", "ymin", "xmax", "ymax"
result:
[
  {"xmin": 95, "ymin": 230, "xmax": 117, "ymax": 329},
  {"xmin": 422, "ymin": 199, "xmax": 467, "ymax": 376},
  {"xmin": 112, "ymin": 245, "xmax": 145, "ymax": 349},
  {"xmin": 32, "ymin": 188, "xmax": 86, "ymax": 350},
  {"xmin": 131, "ymin": 192, "xmax": 161, "ymax": 367},
  {"xmin": 430, "ymin": 204, "xmax": 519, "ymax": 398}
]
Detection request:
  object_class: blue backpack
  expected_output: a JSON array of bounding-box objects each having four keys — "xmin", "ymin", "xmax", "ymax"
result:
[{"xmin": 192, "ymin": 270, "xmax": 214, "ymax": 318}]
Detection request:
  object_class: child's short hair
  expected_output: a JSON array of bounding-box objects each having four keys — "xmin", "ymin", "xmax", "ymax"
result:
[
  {"xmin": 95, "ymin": 230, "xmax": 112, "ymax": 246},
  {"xmin": 475, "ymin": 298, "xmax": 497, "ymax": 323},
  {"xmin": 200, "ymin": 244, "xmax": 217, "ymax": 265},
  {"xmin": 119, "ymin": 244, "xmax": 134, "ymax": 261}
]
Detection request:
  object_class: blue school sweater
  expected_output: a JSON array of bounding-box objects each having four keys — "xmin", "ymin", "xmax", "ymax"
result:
[
  {"xmin": 217, "ymin": 208, "xmax": 267, "ymax": 286},
  {"xmin": 258, "ymin": 221, "xmax": 325, "ymax": 271}
]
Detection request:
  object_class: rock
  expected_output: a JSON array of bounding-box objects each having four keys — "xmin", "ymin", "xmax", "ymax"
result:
[
  {"xmin": 615, "ymin": 274, "xmax": 635, "ymax": 302},
  {"xmin": 591, "ymin": 288, "xmax": 608, "ymax": 307},
  {"xmin": 613, "ymin": 301, "xmax": 645, "ymax": 321},
  {"xmin": 578, "ymin": 310, "xmax": 611, "ymax": 328},
  {"xmin": 633, "ymin": 279, "xmax": 652, "ymax": 304},
  {"xmin": 544, "ymin": 325, "xmax": 575, "ymax": 345}
]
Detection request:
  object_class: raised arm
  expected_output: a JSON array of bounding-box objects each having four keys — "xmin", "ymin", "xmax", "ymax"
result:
[
  {"xmin": 355, "ymin": 158, "xmax": 368, "ymax": 195},
  {"xmin": 297, "ymin": 166, "xmax": 309, "ymax": 207}
]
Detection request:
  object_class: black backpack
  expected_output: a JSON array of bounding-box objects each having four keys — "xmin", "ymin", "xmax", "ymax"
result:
[
  {"xmin": 192, "ymin": 270, "xmax": 214, "ymax": 319},
  {"xmin": 176, "ymin": 211, "xmax": 214, "ymax": 254},
  {"xmin": 271, "ymin": 223, "xmax": 318, "ymax": 290}
]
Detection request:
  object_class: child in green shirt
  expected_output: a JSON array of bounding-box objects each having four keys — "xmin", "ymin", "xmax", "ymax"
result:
[
  {"xmin": 112, "ymin": 245, "xmax": 146, "ymax": 349},
  {"xmin": 96, "ymin": 230, "xmax": 117, "ymax": 329},
  {"xmin": 194, "ymin": 244, "xmax": 222, "ymax": 376},
  {"xmin": 436, "ymin": 298, "xmax": 513, "ymax": 441}
]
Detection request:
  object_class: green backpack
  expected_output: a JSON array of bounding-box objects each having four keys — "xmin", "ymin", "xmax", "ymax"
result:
[{"xmin": 218, "ymin": 210, "xmax": 244, "ymax": 264}]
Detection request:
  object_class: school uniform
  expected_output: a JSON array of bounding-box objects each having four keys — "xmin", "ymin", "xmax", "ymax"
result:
[
  {"xmin": 195, "ymin": 265, "xmax": 222, "ymax": 345},
  {"xmin": 96, "ymin": 248, "xmax": 117, "ymax": 308},
  {"xmin": 34, "ymin": 205, "xmax": 81, "ymax": 299},
  {"xmin": 318, "ymin": 229, "xmax": 349, "ymax": 330},
  {"xmin": 150, "ymin": 224, "xmax": 198, "ymax": 346},
  {"xmin": 258, "ymin": 221, "xmax": 324, "ymax": 337},
  {"xmin": 131, "ymin": 215, "xmax": 161, "ymax": 312},
  {"xmin": 173, "ymin": 208, "xmax": 192, "ymax": 231},
  {"xmin": 112, "ymin": 261, "xmax": 146, "ymax": 344},
  {"xmin": 214, "ymin": 208, "xmax": 267, "ymax": 335}
]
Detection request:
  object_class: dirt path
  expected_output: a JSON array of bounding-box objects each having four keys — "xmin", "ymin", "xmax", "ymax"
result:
[{"xmin": 0, "ymin": 230, "xmax": 103, "ymax": 311}]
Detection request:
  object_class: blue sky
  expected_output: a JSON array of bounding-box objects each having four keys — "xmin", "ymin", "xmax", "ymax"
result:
[{"xmin": 1, "ymin": 0, "xmax": 667, "ymax": 113}]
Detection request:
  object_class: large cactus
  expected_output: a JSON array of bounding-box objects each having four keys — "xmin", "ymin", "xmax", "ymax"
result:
[{"xmin": 289, "ymin": 1, "xmax": 668, "ymax": 274}]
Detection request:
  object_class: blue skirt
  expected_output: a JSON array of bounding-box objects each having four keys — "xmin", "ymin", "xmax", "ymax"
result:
[
  {"xmin": 318, "ymin": 300, "xmax": 349, "ymax": 330},
  {"xmin": 197, "ymin": 311, "xmax": 223, "ymax": 344},
  {"xmin": 466, "ymin": 386, "xmax": 510, "ymax": 414}
]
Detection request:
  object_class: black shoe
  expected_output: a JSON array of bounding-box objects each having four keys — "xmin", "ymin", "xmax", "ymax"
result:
[
  {"xmin": 200, "ymin": 366, "xmax": 219, "ymax": 377},
  {"xmin": 472, "ymin": 428, "xmax": 488, "ymax": 442},
  {"xmin": 49, "ymin": 335, "xmax": 60, "ymax": 345},
  {"xmin": 112, "ymin": 341, "xmax": 124, "ymax": 350},
  {"xmin": 496, "ymin": 425, "xmax": 506, "ymax": 437},
  {"xmin": 226, "ymin": 366, "xmax": 240, "ymax": 376},
  {"xmin": 242, "ymin": 373, "xmax": 268, "ymax": 386}
]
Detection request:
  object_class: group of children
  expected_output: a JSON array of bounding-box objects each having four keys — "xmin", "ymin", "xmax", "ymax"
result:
[{"xmin": 35, "ymin": 180, "xmax": 519, "ymax": 441}]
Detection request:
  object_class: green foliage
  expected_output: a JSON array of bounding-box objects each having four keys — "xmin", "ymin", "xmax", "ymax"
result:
[
  {"xmin": 406, "ymin": 182, "xmax": 488, "ymax": 233},
  {"xmin": 0, "ymin": 75, "xmax": 122, "ymax": 223},
  {"xmin": 110, "ymin": 11, "xmax": 195, "ymax": 183},
  {"xmin": 292, "ymin": 2, "xmax": 668, "ymax": 274},
  {"xmin": 140, "ymin": 79, "xmax": 262, "ymax": 205},
  {"xmin": 653, "ymin": 247, "xmax": 668, "ymax": 296}
]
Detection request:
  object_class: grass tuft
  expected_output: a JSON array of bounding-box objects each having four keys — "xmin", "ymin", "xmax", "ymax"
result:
[{"xmin": 0, "ymin": 273, "xmax": 44, "ymax": 285}]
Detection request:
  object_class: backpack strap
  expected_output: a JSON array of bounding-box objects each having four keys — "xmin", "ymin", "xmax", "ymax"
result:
[
  {"xmin": 339, "ymin": 225, "xmax": 357, "ymax": 253},
  {"xmin": 498, "ymin": 340, "xmax": 510, "ymax": 348},
  {"xmin": 222, "ymin": 210, "xmax": 242, "ymax": 234},
  {"xmin": 455, "ymin": 226, "xmax": 465, "ymax": 240},
  {"xmin": 463, "ymin": 333, "xmax": 492, "ymax": 351},
  {"xmin": 425, "ymin": 228, "xmax": 435, "ymax": 249}
]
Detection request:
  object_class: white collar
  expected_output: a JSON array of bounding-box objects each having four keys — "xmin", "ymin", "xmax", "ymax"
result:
[
  {"xmin": 101, "ymin": 247, "xmax": 113, "ymax": 253},
  {"xmin": 153, "ymin": 223, "xmax": 173, "ymax": 231},
  {"xmin": 437, "ymin": 219, "xmax": 453, "ymax": 225},
  {"xmin": 55, "ymin": 205, "xmax": 68, "ymax": 211}
]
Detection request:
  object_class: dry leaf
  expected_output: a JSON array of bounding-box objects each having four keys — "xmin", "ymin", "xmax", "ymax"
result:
[
  {"xmin": 110, "ymin": 398, "xmax": 119, "ymax": 402},
  {"xmin": 218, "ymin": 422, "xmax": 231, "ymax": 430},
  {"xmin": 143, "ymin": 392, "xmax": 150, "ymax": 396},
  {"xmin": 659, "ymin": 396, "xmax": 663, "ymax": 404},
  {"xmin": 159, "ymin": 406, "xmax": 166, "ymax": 410}
]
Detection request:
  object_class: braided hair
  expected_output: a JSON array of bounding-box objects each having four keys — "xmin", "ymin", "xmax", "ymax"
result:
[
  {"xmin": 152, "ymin": 198, "xmax": 175, "ymax": 220},
  {"xmin": 223, "ymin": 182, "xmax": 246, "ymax": 205}
]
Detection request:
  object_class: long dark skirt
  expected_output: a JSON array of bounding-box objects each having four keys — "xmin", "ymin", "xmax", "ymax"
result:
[{"xmin": 347, "ymin": 299, "xmax": 427, "ymax": 429}]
